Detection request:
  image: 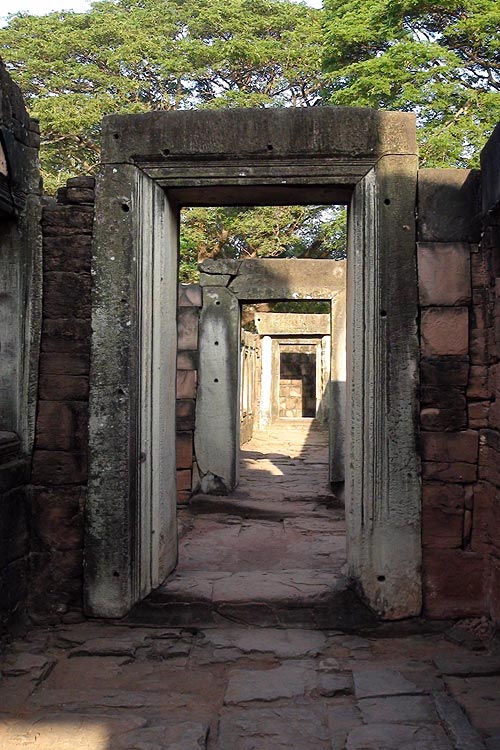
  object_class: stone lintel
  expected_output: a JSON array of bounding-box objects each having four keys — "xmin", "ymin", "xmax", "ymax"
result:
[
  {"xmin": 255, "ymin": 312, "xmax": 330, "ymax": 336},
  {"xmin": 101, "ymin": 108, "xmax": 417, "ymax": 167}
]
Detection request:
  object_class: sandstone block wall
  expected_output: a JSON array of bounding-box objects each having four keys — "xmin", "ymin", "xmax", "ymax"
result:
[
  {"xmin": 418, "ymin": 166, "xmax": 500, "ymax": 622},
  {"xmin": 30, "ymin": 176, "xmax": 94, "ymax": 619},
  {"xmin": 0, "ymin": 60, "xmax": 41, "ymax": 630},
  {"xmin": 176, "ymin": 285, "xmax": 201, "ymax": 503}
]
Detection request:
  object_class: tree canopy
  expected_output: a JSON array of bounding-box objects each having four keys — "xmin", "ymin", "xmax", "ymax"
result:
[
  {"xmin": 323, "ymin": 0, "xmax": 500, "ymax": 167},
  {"xmin": 2, "ymin": 0, "xmax": 500, "ymax": 273},
  {"xmin": 0, "ymin": 0, "xmax": 322, "ymax": 190}
]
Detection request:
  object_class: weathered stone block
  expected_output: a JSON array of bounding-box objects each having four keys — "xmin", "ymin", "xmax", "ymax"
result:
[
  {"xmin": 176, "ymin": 370, "xmax": 197, "ymax": 399},
  {"xmin": 422, "ymin": 462, "xmax": 477, "ymax": 483},
  {"xmin": 41, "ymin": 319, "xmax": 91, "ymax": 354},
  {"xmin": 417, "ymin": 243, "xmax": 471, "ymax": 306},
  {"xmin": 43, "ymin": 272, "xmax": 92, "ymax": 319},
  {"xmin": 36, "ymin": 401, "xmax": 88, "ymax": 452},
  {"xmin": 420, "ymin": 408, "xmax": 467, "ymax": 431},
  {"xmin": 43, "ymin": 234, "xmax": 91, "ymax": 273},
  {"xmin": 31, "ymin": 451, "xmax": 88, "ymax": 486},
  {"xmin": 42, "ymin": 205, "xmax": 94, "ymax": 235},
  {"xmin": 422, "ymin": 502, "xmax": 463, "ymax": 549},
  {"xmin": 31, "ymin": 487, "xmax": 85, "ymax": 551},
  {"xmin": 468, "ymin": 365, "xmax": 489, "ymax": 399},
  {"xmin": 38, "ymin": 374, "xmax": 89, "ymax": 401},
  {"xmin": 420, "ymin": 386, "xmax": 466, "ymax": 410},
  {"xmin": 421, "ymin": 308, "xmax": 468, "ymax": 357},
  {"xmin": 176, "ymin": 351, "xmax": 198, "ymax": 370},
  {"xmin": 418, "ymin": 169, "xmax": 481, "ymax": 242},
  {"xmin": 178, "ymin": 284, "xmax": 202, "ymax": 308},
  {"xmin": 468, "ymin": 401, "xmax": 489, "ymax": 429},
  {"xmin": 470, "ymin": 481, "xmax": 498, "ymax": 554},
  {"xmin": 177, "ymin": 307, "xmax": 199, "ymax": 350},
  {"xmin": 421, "ymin": 357, "xmax": 469, "ymax": 386},
  {"xmin": 421, "ymin": 430, "xmax": 479, "ymax": 464},
  {"xmin": 176, "ymin": 432, "xmax": 193, "ymax": 470},
  {"xmin": 479, "ymin": 429, "xmax": 500, "ymax": 487},
  {"xmin": 176, "ymin": 469, "xmax": 191, "ymax": 492},
  {"xmin": 39, "ymin": 352, "xmax": 89, "ymax": 376},
  {"xmin": 423, "ymin": 549, "xmax": 486, "ymax": 617},
  {"xmin": 0, "ymin": 486, "xmax": 28, "ymax": 566},
  {"xmin": 176, "ymin": 399, "xmax": 195, "ymax": 430}
]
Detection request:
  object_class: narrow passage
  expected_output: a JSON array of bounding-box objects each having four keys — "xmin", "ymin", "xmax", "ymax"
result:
[{"xmin": 135, "ymin": 421, "xmax": 359, "ymax": 628}]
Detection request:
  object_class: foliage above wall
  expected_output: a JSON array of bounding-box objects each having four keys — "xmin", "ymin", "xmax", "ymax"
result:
[{"xmin": 323, "ymin": 0, "xmax": 500, "ymax": 167}]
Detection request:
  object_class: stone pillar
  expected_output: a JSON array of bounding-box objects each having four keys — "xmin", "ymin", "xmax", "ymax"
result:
[
  {"xmin": 195, "ymin": 286, "xmax": 241, "ymax": 493},
  {"xmin": 259, "ymin": 336, "xmax": 273, "ymax": 429},
  {"xmin": 330, "ymin": 290, "xmax": 346, "ymax": 483}
]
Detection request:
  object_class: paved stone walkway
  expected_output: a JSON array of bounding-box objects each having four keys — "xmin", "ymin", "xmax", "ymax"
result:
[
  {"xmin": 1, "ymin": 620, "xmax": 499, "ymax": 748},
  {"xmin": 131, "ymin": 421, "xmax": 367, "ymax": 628}
]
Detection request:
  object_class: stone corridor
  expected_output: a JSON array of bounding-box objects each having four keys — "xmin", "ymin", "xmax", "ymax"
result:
[{"xmin": 130, "ymin": 421, "xmax": 364, "ymax": 628}]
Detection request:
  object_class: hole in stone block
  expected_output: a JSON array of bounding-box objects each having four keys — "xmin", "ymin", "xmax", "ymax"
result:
[
  {"xmin": 121, "ymin": 203, "xmax": 130, "ymax": 212},
  {"xmin": 214, "ymin": 341, "xmax": 219, "ymax": 345},
  {"xmin": 267, "ymin": 144, "xmax": 274, "ymax": 151},
  {"xmin": 377, "ymin": 575, "xmax": 386, "ymax": 582},
  {"xmin": 113, "ymin": 571, "xmax": 120, "ymax": 577},
  {"xmin": 214, "ymin": 378, "xmax": 219, "ymax": 383},
  {"xmin": 384, "ymin": 198, "xmax": 391, "ymax": 205},
  {"xmin": 380, "ymin": 310, "xmax": 387, "ymax": 318},
  {"xmin": 113, "ymin": 133, "xmax": 119, "ymax": 140},
  {"xmin": 163, "ymin": 148, "xmax": 170, "ymax": 156},
  {"xmin": 215, "ymin": 300, "xmax": 221, "ymax": 305}
]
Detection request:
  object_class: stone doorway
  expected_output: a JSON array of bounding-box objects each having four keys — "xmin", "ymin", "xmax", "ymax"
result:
[{"xmin": 85, "ymin": 107, "xmax": 420, "ymax": 622}]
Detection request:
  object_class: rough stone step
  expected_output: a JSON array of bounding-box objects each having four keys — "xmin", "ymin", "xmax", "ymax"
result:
[
  {"xmin": 187, "ymin": 493, "xmax": 344, "ymax": 520},
  {"xmin": 127, "ymin": 569, "xmax": 377, "ymax": 631}
]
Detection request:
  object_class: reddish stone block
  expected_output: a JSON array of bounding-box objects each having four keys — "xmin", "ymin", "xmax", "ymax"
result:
[
  {"xmin": 43, "ymin": 234, "xmax": 91, "ymax": 273},
  {"xmin": 177, "ymin": 351, "xmax": 198, "ymax": 371},
  {"xmin": 420, "ymin": 357, "xmax": 469, "ymax": 386},
  {"xmin": 176, "ymin": 370, "xmax": 197, "ymax": 399},
  {"xmin": 479, "ymin": 429, "xmax": 500, "ymax": 487},
  {"xmin": 421, "ymin": 430, "xmax": 479, "ymax": 463},
  {"xmin": 420, "ymin": 386, "xmax": 466, "ymax": 410},
  {"xmin": 31, "ymin": 487, "xmax": 85, "ymax": 551},
  {"xmin": 178, "ymin": 284, "xmax": 202, "ymax": 308},
  {"xmin": 42, "ymin": 205, "xmax": 94, "ymax": 235},
  {"xmin": 39, "ymin": 352, "xmax": 89, "ymax": 375},
  {"xmin": 422, "ymin": 482, "xmax": 465, "ymax": 509},
  {"xmin": 471, "ymin": 252, "xmax": 489, "ymax": 287},
  {"xmin": 422, "ymin": 461, "xmax": 477, "ymax": 483},
  {"xmin": 176, "ymin": 469, "xmax": 192, "ymax": 492},
  {"xmin": 470, "ymin": 481, "xmax": 498, "ymax": 555},
  {"xmin": 177, "ymin": 490, "xmax": 191, "ymax": 505},
  {"xmin": 417, "ymin": 243, "xmax": 471, "ymax": 306},
  {"xmin": 41, "ymin": 319, "xmax": 91, "ymax": 354},
  {"xmin": 43, "ymin": 272, "xmax": 92, "ymax": 319},
  {"xmin": 468, "ymin": 365, "xmax": 489, "ymax": 399},
  {"xmin": 176, "ymin": 399, "xmax": 195, "ymax": 430},
  {"xmin": 36, "ymin": 401, "xmax": 88, "ymax": 452},
  {"xmin": 420, "ymin": 408, "xmax": 467, "ymax": 431},
  {"xmin": 421, "ymin": 308, "xmax": 468, "ymax": 357},
  {"xmin": 65, "ymin": 187, "xmax": 95, "ymax": 205},
  {"xmin": 423, "ymin": 549, "xmax": 487, "ymax": 618},
  {"xmin": 176, "ymin": 432, "xmax": 193, "ymax": 470},
  {"xmin": 488, "ymin": 557, "xmax": 500, "ymax": 624},
  {"xmin": 32, "ymin": 451, "xmax": 87, "ymax": 486},
  {"xmin": 38, "ymin": 374, "xmax": 89, "ymax": 401},
  {"xmin": 422, "ymin": 505, "xmax": 463, "ymax": 549},
  {"xmin": 177, "ymin": 308, "xmax": 199, "ymax": 350},
  {"xmin": 468, "ymin": 401, "xmax": 489, "ymax": 429}
]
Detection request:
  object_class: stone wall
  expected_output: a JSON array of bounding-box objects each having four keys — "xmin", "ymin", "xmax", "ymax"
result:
[
  {"xmin": 30, "ymin": 176, "xmax": 94, "ymax": 619},
  {"xmin": 417, "ymin": 160, "xmax": 500, "ymax": 623},
  {"xmin": 0, "ymin": 59, "xmax": 42, "ymax": 630},
  {"xmin": 176, "ymin": 285, "xmax": 201, "ymax": 503},
  {"xmin": 279, "ymin": 348, "xmax": 316, "ymax": 418}
]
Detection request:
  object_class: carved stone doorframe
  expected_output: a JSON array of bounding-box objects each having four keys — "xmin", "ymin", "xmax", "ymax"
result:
[{"xmin": 85, "ymin": 107, "xmax": 420, "ymax": 620}]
